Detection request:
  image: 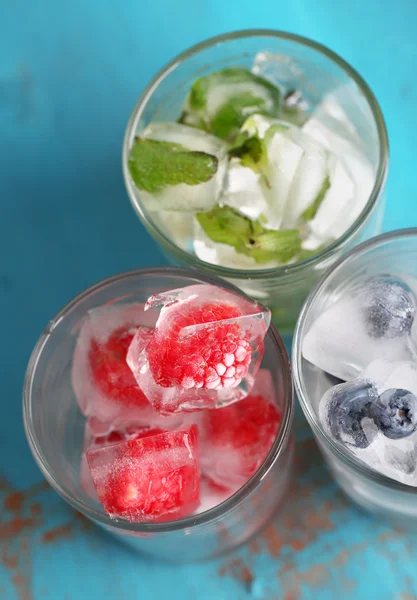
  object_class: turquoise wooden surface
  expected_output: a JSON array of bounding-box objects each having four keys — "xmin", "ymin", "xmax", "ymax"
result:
[{"xmin": 2, "ymin": 1, "xmax": 417, "ymax": 598}]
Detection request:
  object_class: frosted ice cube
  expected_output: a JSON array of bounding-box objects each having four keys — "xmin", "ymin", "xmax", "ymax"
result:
[
  {"xmin": 319, "ymin": 360, "xmax": 417, "ymax": 486},
  {"xmin": 252, "ymin": 51, "xmax": 305, "ymax": 91},
  {"xmin": 134, "ymin": 122, "xmax": 228, "ymax": 212},
  {"xmin": 180, "ymin": 67, "xmax": 281, "ymax": 137},
  {"xmin": 127, "ymin": 284, "xmax": 270, "ymax": 414},
  {"xmin": 194, "ymin": 478, "xmax": 236, "ymax": 515},
  {"xmin": 220, "ymin": 157, "xmax": 270, "ymax": 222},
  {"xmin": 282, "ymin": 133, "xmax": 329, "ymax": 227},
  {"xmin": 303, "ymin": 108, "xmax": 376, "ymax": 244},
  {"xmin": 240, "ymin": 116, "xmax": 305, "ymax": 229},
  {"xmin": 72, "ymin": 303, "xmax": 159, "ymax": 429},
  {"xmin": 87, "ymin": 426, "xmax": 200, "ymax": 522},
  {"xmin": 307, "ymin": 154, "xmax": 355, "ymax": 240},
  {"xmin": 302, "ymin": 275, "xmax": 416, "ymax": 381},
  {"xmin": 193, "ymin": 218, "xmax": 278, "ymax": 270},
  {"xmin": 80, "ymin": 422, "xmax": 144, "ymax": 501},
  {"xmin": 199, "ymin": 368, "xmax": 280, "ymax": 488}
]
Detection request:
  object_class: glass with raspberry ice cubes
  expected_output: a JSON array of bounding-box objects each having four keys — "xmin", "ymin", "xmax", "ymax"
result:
[{"xmin": 24, "ymin": 267, "xmax": 294, "ymax": 561}]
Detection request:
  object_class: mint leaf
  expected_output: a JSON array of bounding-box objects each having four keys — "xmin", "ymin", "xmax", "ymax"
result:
[
  {"xmin": 180, "ymin": 67, "xmax": 281, "ymax": 142},
  {"xmin": 301, "ymin": 176, "xmax": 330, "ymax": 221},
  {"xmin": 229, "ymin": 134, "xmax": 268, "ymax": 175},
  {"xmin": 196, "ymin": 205, "xmax": 301, "ymax": 264},
  {"xmin": 128, "ymin": 138, "xmax": 218, "ymax": 195},
  {"xmin": 210, "ymin": 93, "xmax": 269, "ymax": 141}
]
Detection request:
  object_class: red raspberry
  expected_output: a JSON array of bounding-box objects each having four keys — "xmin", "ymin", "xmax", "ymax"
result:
[
  {"xmin": 87, "ymin": 426, "xmax": 200, "ymax": 523},
  {"xmin": 147, "ymin": 303, "xmax": 253, "ymax": 391},
  {"xmin": 89, "ymin": 325, "xmax": 153, "ymax": 407},
  {"xmin": 201, "ymin": 393, "xmax": 280, "ymax": 488},
  {"xmin": 80, "ymin": 423, "xmax": 162, "ymax": 501}
]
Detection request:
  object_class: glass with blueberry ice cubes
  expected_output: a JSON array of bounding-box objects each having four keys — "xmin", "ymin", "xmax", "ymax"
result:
[
  {"xmin": 123, "ymin": 30, "xmax": 388, "ymax": 336},
  {"xmin": 293, "ymin": 229, "xmax": 417, "ymax": 527},
  {"xmin": 23, "ymin": 267, "xmax": 294, "ymax": 561}
]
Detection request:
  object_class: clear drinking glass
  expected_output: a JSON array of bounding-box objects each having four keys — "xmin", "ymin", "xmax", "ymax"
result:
[
  {"xmin": 23, "ymin": 267, "xmax": 294, "ymax": 561},
  {"xmin": 293, "ymin": 229, "xmax": 417, "ymax": 527},
  {"xmin": 122, "ymin": 30, "xmax": 388, "ymax": 337}
]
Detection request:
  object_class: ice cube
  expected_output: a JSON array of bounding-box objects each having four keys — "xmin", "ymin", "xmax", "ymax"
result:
[
  {"xmin": 180, "ymin": 67, "xmax": 281, "ymax": 141},
  {"xmin": 87, "ymin": 425, "xmax": 200, "ymax": 522},
  {"xmin": 133, "ymin": 122, "xmax": 228, "ymax": 212},
  {"xmin": 281, "ymin": 133, "xmax": 329, "ymax": 227},
  {"xmin": 80, "ymin": 422, "xmax": 140, "ymax": 501},
  {"xmin": 303, "ymin": 108, "xmax": 376, "ymax": 243},
  {"xmin": 72, "ymin": 303, "xmax": 159, "ymax": 429},
  {"xmin": 193, "ymin": 218, "xmax": 279, "ymax": 270},
  {"xmin": 302, "ymin": 275, "xmax": 416, "ymax": 382},
  {"xmin": 200, "ymin": 369, "xmax": 280, "ymax": 488},
  {"xmin": 307, "ymin": 154, "xmax": 355, "ymax": 240},
  {"xmin": 194, "ymin": 478, "xmax": 236, "ymax": 515},
  {"xmin": 320, "ymin": 360, "xmax": 417, "ymax": 486},
  {"xmin": 240, "ymin": 115, "xmax": 305, "ymax": 229},
  {"xmin": 220, "ymin": 157, "xmax": 270, "ymax": 223},
  {"xmin": 127, "ymin": 284, "xmax": 270, "ymax": 414}
]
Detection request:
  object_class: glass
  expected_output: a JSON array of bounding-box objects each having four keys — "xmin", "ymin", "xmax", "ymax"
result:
[
  {"xmin": 293, "ymin": 229, "xmax": 417, "ymax": 527},
  {"xmin": 23, "ymin": 267, "xmax": 294, "ymax": 561},
  {"xmin": 122, "ymin": 30, "xmax": 388, "ymax": 337}
]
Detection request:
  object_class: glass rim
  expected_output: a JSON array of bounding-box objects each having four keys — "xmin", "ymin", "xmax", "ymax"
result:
[
  {"xmin": 23, "ymin": 266, "xmax": 294, "ymax": 533},
  {"xmin": 292, "ymin": 227, "xmax": 417, "ymax": 494},
  {"xmin": 122, "ymin": 28, "xmax": 389, "ymax": 280}
]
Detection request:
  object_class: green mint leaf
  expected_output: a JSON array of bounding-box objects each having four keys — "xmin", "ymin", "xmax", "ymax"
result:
[
  {"xmin": 301, "ymin": 176, "xmax": 330, "ymax": 221},
  {"xmin": 210, "ymin": 93, "xmax": 269, "ymax": 142},
  {"xmin": 229, "ymin": 134, "xmax": 268, "ymax": 175},
  {"xmin": 188, "ymin": 68, "xmax": 280, "ymax": 110},
  {"xmin": 181, "ymin": 67, "xmax": 281, "ymax": 141},
  {"xmin": 196, "ymin": 204, "xmax": 301, "ymax": 264},
  {"xmin": 128, "ymin": 138, "xmax": 218, "ymax": 195}
]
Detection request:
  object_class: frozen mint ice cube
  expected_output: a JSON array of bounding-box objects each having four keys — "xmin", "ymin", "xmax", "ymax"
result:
[
  {"xmin": 282, "ymin": 133, "xmax": 330, "ymax": 227},
  {"xmin": 179, "ymin": 67, "xmax": 281, "ymax": 142},
  {"xmin": 220, "ymin": 157, "xmax": 270, "ymax": 223},
  {"xmin": 303, "ymin": 103, "xmax": 376, "ymax": 243},
  {"xmin": 128, "ymin": 122, "xmax": 228, "ymax": 212},
  {"xmin": 307, "ymin": 154, "xmax": 356, "ymax": 241},
  {"xmin": 195, "ymin": 204, "xmax": 302, "ymax": 266}
]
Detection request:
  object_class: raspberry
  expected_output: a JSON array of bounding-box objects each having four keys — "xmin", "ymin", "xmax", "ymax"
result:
[
  {"xmin": 80, "ymin": 422, "xmax": 161, "ymax": 501},
  {"xmin": 147, "ymin": 302, "xmax": 252, "ymax": 391},
  {"xmin": 89, "ymin": 325, "xmax": 153, "ymax": 407},
  {"xmin": 126, "ymin": 285, "xmax": 270, "ymax": 414},
  {"xmin": 200, "ymin": 392, "xmax": 280, "ymax": 488},
  {"xmin": 87, "ymin": 425, "xmax": 200, "ymax": 523}
]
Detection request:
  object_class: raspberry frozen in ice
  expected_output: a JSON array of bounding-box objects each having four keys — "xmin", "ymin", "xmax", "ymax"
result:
[
  {"xmin": 72, "ymin": 303, "xmax": 157, "ymax": 428},
  {"xmin": 127, "ymin": 284, "xmax": 270, "ymax": 413},
  {"xmin": 200, "ymin": 369, "xmax": 280, "ymax": 488},
  {"xmin": 80, "ymin": 423, "xmax": 138, "ymax": 500},
  {"xmin": 87, "ymin": 425, "xmax": 200, "ymax": 522}
]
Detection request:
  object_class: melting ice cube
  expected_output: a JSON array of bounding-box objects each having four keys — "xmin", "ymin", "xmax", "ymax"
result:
[
  {"xmin": 302, "ymin": 275, "xmax": 416, "ymax": 381},
  {"xmin": 127, "ymin": 284, "xmax": 270, "ymax": 414}
]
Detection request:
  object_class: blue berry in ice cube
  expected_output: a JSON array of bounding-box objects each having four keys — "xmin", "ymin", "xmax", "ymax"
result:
[
  {"xmin": 363, "ymin": 275, "xmax": 415, "ymax": 339},
  {"xmin": 327, "ymin": 380, "xmax": 379, "ymax": 448},
  {"xmin": 370, "ymin": 388, "xmax": 417, "ymax": 440}
]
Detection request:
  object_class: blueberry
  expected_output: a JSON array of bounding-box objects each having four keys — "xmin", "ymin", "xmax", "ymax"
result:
[
  {"xmin": 370, "ymin": 388, "xmax": 417, "ymax": 439},
  {"xmin": 363, "ymin": 275, "xmax": 415, "ymax": 339},
  {"xmin": 327, "ymin": 380, "xmax": 379, "ymax": 448}
]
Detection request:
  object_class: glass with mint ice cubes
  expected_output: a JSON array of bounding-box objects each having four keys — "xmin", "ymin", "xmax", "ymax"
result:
[{"xmin": 123, "ymin": 31, "xmax": 388, "ymax": 336}]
